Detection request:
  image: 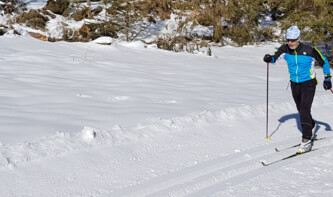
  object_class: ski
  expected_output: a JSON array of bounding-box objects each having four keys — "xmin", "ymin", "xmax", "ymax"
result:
[
  {"xmin": 275, "ymin": 143, "xmax": 300, "ymax": 152},
  {"xmin": 262, "ymin": 148, "xmax": 318, "ymax": 166},
  {"xmin": 274, "ymin": 137, "xmax": 328, "ymax": 152}
]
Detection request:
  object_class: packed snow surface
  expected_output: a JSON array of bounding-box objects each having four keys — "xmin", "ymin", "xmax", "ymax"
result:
[{"xmin": 0, "ymin": 34, "xmax": 333, "ymax": 197}]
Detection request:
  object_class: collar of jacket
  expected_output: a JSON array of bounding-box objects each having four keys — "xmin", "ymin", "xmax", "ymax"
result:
[{"xmin": 288, "ymin": 42, "xmax": 302, "ymax": 51}]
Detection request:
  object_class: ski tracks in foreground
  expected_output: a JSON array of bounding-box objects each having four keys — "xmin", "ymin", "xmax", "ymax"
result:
[
  {"xmin": 110, "ymin": 93, "xmax": 333, "ymax": 197},
  {"xmin": 110, "ymin": 134, "xmax": 333, "ymax": 197},
  {"xmin": 0, "ymin": 94, "xmax": 332, "ymax": 197}
]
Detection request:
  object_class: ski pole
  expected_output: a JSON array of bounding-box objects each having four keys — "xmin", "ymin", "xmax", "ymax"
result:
[
  {"xmin": 330, "ymin": 88, "xmax": 333, "ymax": 94},
  {"xmin": 266, "ymin": 62, "xmax": 271, "ymax": 140}
]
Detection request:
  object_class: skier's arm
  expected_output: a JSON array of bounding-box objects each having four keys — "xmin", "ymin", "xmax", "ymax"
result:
[
  {"xmin": 263, "ymin": 45, "xmax": 286, "ymax": 63},
  {"xmin": 313, "ymin": 47, "xmax": 331, "ymax": 76},
  {"xmin": 313, "ymin": 47, "xmax": 332, "ymax": 90},
  {"xmin": 271, "ymin": 45, "xmax": 287, "ymax": 63}
]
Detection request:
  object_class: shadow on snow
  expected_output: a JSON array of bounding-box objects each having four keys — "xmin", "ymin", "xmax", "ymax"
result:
[{"xmin": 269, "ymin": 113, "xmax": 332, "ymax": 138}]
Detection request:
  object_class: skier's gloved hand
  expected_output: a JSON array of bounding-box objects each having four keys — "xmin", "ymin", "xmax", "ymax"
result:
[
  {"xmin": 263, "ymin": 54, "xmax": 273, "ymax": 63},
  {"xmin": 323, "ymin": 75, "xmax": 332, "ymax": 90}
]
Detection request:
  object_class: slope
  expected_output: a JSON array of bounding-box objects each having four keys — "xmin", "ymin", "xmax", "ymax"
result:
[{"xmin": 0, "ymin": 35, "xmax": 332, "ymax": 196}]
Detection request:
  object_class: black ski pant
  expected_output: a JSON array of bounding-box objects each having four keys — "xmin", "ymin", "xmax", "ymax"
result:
[{"xmin": 290, "ymin": 79, "xmax": 317, "ymax": 140}]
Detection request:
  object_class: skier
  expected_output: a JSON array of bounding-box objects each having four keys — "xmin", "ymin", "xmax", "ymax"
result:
[{"xmin": 263, "ymin": 26, "xmax": 331, "ymax": 153}]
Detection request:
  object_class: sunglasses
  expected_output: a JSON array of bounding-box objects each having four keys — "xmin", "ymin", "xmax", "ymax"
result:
[{"xmin": 286, "ymin": 39, "xmax": 298, "ymax": 42}]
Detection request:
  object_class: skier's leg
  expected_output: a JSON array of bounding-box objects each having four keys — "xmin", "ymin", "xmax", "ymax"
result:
[
  {"xmin": 299, "ymin": 79, "xmax": 317, "ymax": 140},
  {"xmin": 290, "ymin": 81, "xmax": 301, "ymax": 112}
]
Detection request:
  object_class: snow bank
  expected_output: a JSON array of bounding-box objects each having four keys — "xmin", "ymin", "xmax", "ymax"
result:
[
  {"xmin": 0, "ymin": 101, "xmax": 299, "ymax": 169},
  {"xmin": 93, "ymin": 36, "xmax": 114, "ymax": 45}
]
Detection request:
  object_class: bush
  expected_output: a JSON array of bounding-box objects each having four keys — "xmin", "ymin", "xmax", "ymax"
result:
[
  {"xmin": 254, "ymin": 28, "xmax": 277, "ymax": 42},
  {"xmin": 0, "ymin": 0, "xmax": 26, "ymax": 14},
  {"xmin": 4, "ymin": 4, "xmax": 14, "ymax": 14},
  {"xmin": 16, "ymin": 9, "xmax": 49, "ymax": 30},
  {"xmin": 152, "ymin": 35, "xmax": 208, "ymax": 53},
  {"xmin": 72, "ymin": 7, "xmax": 90, "ymax": 21},
  {"xmin": 92, "ymin": 6, "xmax": 103, "ymax": 16},
  {"xmin": 85, "ymin": 22, "xmax": 119, "ymax": 39},
  {"xmin": 78, "ymin": 24, "xmax": 90, "ymax": 38},
  {"xmin": 141, "ymin": 0, "xmax": 172, "ymax": 20},
  {"xmin": 41, "ymin": 9, "xmax": 56, "ymax": 19},
  {"xmin": 44, "ymin": 0, "xmax": 70, "ymax": 15},
  {"xmin": 75, "ymin": 22, "xmax": 119, "ymax": 41},
  {"xmin": 62, "ymin": 28, "xmax": 75, "ymax": 41}
]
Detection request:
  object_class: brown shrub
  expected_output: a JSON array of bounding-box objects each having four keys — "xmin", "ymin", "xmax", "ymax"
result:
[
  {"xmin": 1, "ymin": 0, "xmax": 26, "ymax": 14},
  {"xmin": 44, "ymin": 0, "xmax": 70, "ymax": 15},
  {"xmin": 79, "ymin": 24, "xmax": 90, "ymax": 38},
  {"xmin": 85, "ymin": 22, "xmax": 119, "ymax": 39},
  {"xmin": 41, "ymin": 9, "xmax": 56, "ymax": 19},
  {"xmin": 72, "ymin": 7, "xmax": 93, "ymax": 21},
  {"xmin": 195, "ymin": 12, "xmax": 215, "ymax": 27},
  {"xmin": 16, "ymin": 9, "xmax": 49, "ymax": 30},
  {"xmin": 156, "ymin": 7, "xmax": 170, "ymax": 20},
  {"xmin": 62, "ymin": 28, "xmax": 73, "ymax": 41},
  {"xmin": 92, "ymin": 6, "xmax": 103, "ymax": 16},
  {"xmin": 141, "ymin": 0, "xmax": 172, "ymax": 20},
  {"xmin": 4, "ymin": 4, "xmax": 14, "ymax": 14},
  {"xmin": 153, "ymin": 36, "xmax": 194, "ymax": 52}
]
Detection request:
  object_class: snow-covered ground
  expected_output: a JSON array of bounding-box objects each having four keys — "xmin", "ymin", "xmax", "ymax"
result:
[{"xmin": 0, "ymin": 34, "xmax": 333, "ymax": 197}]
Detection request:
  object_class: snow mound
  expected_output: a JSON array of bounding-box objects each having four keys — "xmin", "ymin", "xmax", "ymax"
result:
[
  {"xmin": 0, "ymin": 102, "xmax": 298, "ymax": 169},
  {"xmin": 0, "ymin": 128, "xmax": 116, "ymax": 168},
  {"xmin": 80, "ymin": 126, "xmax": 97, "ymax": 143},
  {"xmin": 93, "ymin": 36, "xmax": 114, "ymax": 45}
]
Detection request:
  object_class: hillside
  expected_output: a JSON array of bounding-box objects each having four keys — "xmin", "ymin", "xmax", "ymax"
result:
[{"xmin": 1, "ymin": 0, "xmax": 332, "ymax": 60}]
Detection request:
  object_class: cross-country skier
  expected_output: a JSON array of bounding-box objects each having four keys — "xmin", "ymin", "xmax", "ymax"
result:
[{"xmin": 263, "ymin": 26, "xmax": 332, "ymax": 153}]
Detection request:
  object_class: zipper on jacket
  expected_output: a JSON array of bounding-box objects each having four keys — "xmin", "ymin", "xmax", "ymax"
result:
[{"xmin": 295, "ymin": 50, "xmax": 298, "ymax": 83}]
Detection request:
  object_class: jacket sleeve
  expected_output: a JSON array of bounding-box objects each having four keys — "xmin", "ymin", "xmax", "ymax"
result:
[
  {"xmin": 313, "ymin": 47, "xmax": 331, "ymax": 76},
  {"xmin": 271, "ymin": 44, "xmax": 287, "ymax": 63}
]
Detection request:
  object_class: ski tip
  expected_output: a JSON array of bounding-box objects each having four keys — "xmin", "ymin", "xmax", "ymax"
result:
[
  {"xmin": 261, "ymin": 161, "xmax": 268, "ymax": 166},
  {"xmin": 275, "ymin": 148, "xmax": 279, "ymax": 152},
  {"xmin": 266, "ymin": 137, "xmax": 271, "ymax": 141}
]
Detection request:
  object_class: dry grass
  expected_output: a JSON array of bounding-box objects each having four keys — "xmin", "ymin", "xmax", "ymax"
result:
[
  {"xmin": 44, "ymin": 0, "xmax": 70, "ymax": 15},
  {"xmin": 16, "ymin": 9, "xmax": 49, "ymax": 30}
]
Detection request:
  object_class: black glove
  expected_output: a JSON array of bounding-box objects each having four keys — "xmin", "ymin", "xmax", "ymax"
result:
[
  {"xmin": 323, "ymin": 75, "xmax": 332, "ymax": 90},
  {"xmin": 263, "ymin": 54, "xmax": 273, "ymax": 63}
]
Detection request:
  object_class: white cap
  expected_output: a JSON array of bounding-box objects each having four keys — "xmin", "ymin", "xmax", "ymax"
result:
[{"xmin": 286, "ymin": 26, "xmax": 301, "ymax": 40}]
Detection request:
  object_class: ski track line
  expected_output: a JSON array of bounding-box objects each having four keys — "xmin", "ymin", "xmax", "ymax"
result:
[
  {"xmin": 169, "ymin": 138, "xmax": 333, "ymax": 197},
  {"xmin": 109, "ymin": 136, "xmax": 315, "ymax": 197},
  {"xmin": 188, "ymin": 140, "xmax": 333, "ymax": 197},
  {"xmin": 0, "ymin": 166, "xmax": 62, "ymax": 196}
]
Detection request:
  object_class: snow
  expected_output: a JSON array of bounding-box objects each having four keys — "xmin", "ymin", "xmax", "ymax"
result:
[
  {"xmin": 0, "ymin": 33, "xmax": 333, "ymax": 197},
  {"xmin": 21, "ymin": 0, "xmax": 48, "ymax": 9},
  {"xmin": 93, "ymin": 36, "xmax": 114, "ymax": 45}
]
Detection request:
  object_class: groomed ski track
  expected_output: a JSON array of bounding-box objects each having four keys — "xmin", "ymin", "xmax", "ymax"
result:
[{"xmin": 1, "ymin": 95, "xmax": 333, "ymax": 197}]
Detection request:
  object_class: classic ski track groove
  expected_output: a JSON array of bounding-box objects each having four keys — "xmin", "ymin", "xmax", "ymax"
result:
[
  {"xmin": 111, "ymin": 135, "xmax": 332, "ymax": 197},
  {"xmin": 189, "ymin": 142, "xmax": 333, "ymax": 197}
]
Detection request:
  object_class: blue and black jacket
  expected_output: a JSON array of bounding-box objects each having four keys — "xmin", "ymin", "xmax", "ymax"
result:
[{"xmin": 271, "ymin": 42, "xmax": 331, "ymax": 83}]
